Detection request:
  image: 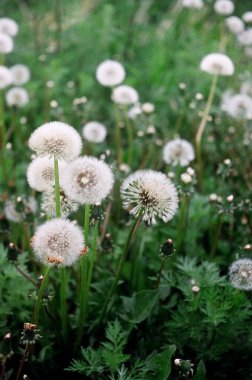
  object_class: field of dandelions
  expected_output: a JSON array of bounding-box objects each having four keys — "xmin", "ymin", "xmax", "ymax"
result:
[{"xmin": 0, "ymin": 0, "xmax": 252, "ymax": 379}]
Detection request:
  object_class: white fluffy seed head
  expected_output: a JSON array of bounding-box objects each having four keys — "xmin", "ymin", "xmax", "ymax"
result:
[
  {"xmin": 214, "ymin": 0, "xmax": 234, "ymax": 15},
  {"xmin": 41, "ymin": 188, "xmax": 79, "ymax": 218},
  {"xmin": 10, "ymin": 64, "xmax": 30, "ymax": 85},
  {"xmin": 120, "ymin": 169, "xmax": 179, "ymax": 225},
  {"xmin": 0, "ymin": 18, "xmax": 18, "ymax": 36},
  {"xmin": 0, "ymin": 65, "xmax": 12, "ymax": 89},
  {"xmin": 32, "ymin": 219, "xmax": 84, "ymax": 267},
  {"xmin": 225, "ymin": 16, "xmax": 244, "ymax": 34},
  {"xmin": 200, "ymin": 53, "xmax": 234, "ymax": 76},
  {"xmin": 6, "ymin": 87, "xmax": 29, "ymax": 107},
  {"xmin": 229, "ymin": 259, "xmax": 252, "ymax": 290},
  {"xmin": 82, "ymin": 121, "xmax": 107, "ymax": 143},
  {"xmin": 0, "ymin": 32, "xmax": 13, "ymax": 53},
  {"xmin": 4, "ymin": 196, "xmax": 37, "ymax": 223},
  {"xmin": 128, "ymin": 104, "xmax": 142, "ymax": 119},
  {"xmin": 221, "ymin": 93, "xmax": 252, "ymax": 120},
  {"xmin": 112, "ymin": 85, "xmax": 139, "ymax": 105},
  {"xmin": 28, "ymin": 121, "xmax": 82, "ymax": 161},
  {"xmin": 61, "ymin": 156, "xmax": 114, "ymax": 204},
  {"xmin": 96, "ymin": 60, "xmax": 125, "ymax": 87},
  {"xmin": 27, "ymin": 156, "xmax": 66, "ymax": 192},
  {"xmin": 242, "ymin": 12, "xmax": 252, "ymax": 23},
  {"xmin": 142, "ymin": 102, "xmax": 155, "ymax": 113},
  {"xmin": 163, "ymin": 138, "xmax": 195, "ymax": 167},
  {"xmin": 181, "ymin": 0, "xmax": 204, "ymax": 9},
  {"xmin": 237, "ymin": 28, "xmax": 252, "ymax": 46}
]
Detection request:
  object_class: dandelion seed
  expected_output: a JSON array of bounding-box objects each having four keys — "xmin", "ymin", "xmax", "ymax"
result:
[
  {"xmin": 82, "ymin": 121, "xmax": 107, "ymax": 143},
  {"xmin": 27, "ymin": 156, "xmax": 66, "ymax": 192},
  {"xmin": 96, "ymin": 60, "xmax": 125, "ymax": 87},
  {"xmin": 10, "ymin": 64, "xmax": 30, "ymax": 85},
  {"xmin": 163, "ymin": 138, "xmax": 195, "ymax": 167},
  {"xmin": 28, "ymin": 121, "xmax": 82, "ymax": 161},
  {"xmin": 0, "ymin": 18, "xmax": 18, "ymax": 36},
  {"xmin": 229, "ymin": 258, "xmax": 252, "ymax": 290},
  {"xmin": 121, "ymin": 169, "xmax": 178, "ymax": 225},
  {"xmin": 0, "ymin": 32, "xmax": 13, "ymax": 53},
  {"xmin": 32, "ymin": 219, "xmax": 84, "ymax": 267},
  {"xmin": 214, "ymin": 0, "xmax": 234, "ymax": 16},
  {"xmin": 61, "ymin": 156, "xmax": 114, "ymax": 204},
  {"xmin": 6, "ymin": 87, "xmax": 29, "ymax": 107},
  {"xmin": 0, "ymin": 65, "xmax": 12, "ymax": 89},
  {"xmin": 200, "ymin": 53, "xmax": 234, "ymax": 76},
  {"xmin": 112, "ymin": 85, "xmax": 139, "ymax": 105}
]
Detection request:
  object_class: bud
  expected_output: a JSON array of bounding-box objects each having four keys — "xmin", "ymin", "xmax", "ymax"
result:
[
  {"xmin": 20, "ymin": 323, "xmax": 41, "ymax": 345},
  {"xmin": 160, "ymin": 239, "xmax": 175, "ymax": 257},
  {"xmin": 192, "ymin": 285, "xmax": 200, "ymax": 293},
  {"xmin": 209, "ymin": 193, "xmax": 218, "ymax": 202},
  {"xmin": 174, "ymin": 358, "xmax": 194, "ymax": 377},
  {"xmin": 226, "ymin": 194, "xmax": 234, "ymax": 202},
  {"xmin": 181, "ymin": 173, "xmax": 192, "ymax": 184}
]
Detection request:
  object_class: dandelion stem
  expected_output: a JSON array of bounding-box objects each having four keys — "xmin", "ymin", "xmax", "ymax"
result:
[
  {"xmin": 114, "ymin": 103, "xmax": 122, "ymax": 166},
  {"xmin": 195, "ymin": 74, "xmax": 218, "ymax": 192},
  {"xmin": 123, "ymin": 106, "xmax": 133, "ymax": 166},
  {"xmin": 76, "ymin": 204, "xmax": 90, "ymax": 347},
  {"xmin": 99, "ymin": 213, "xmax": 142, "ymax": 324},
  {"xmin": 54, "ymin": 156, "xmax": 68, "ymax": 341},
  {"xmin": 33, "ymin": 267, "xmax": 51, "ymax": 325},
  {"xmin": 156, "ymin": 257, "xmax": 167, "ymax": 288}
]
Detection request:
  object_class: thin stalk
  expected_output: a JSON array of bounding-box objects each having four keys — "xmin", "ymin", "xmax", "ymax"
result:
[
  {"xmin": 54, "ymin": 156, "xmax": 68, "ymax": 340},
  {"xmin": 33, "ymin": 267, "xmax": 51, "ymax": 325},
  {"xmin": 85, "ymin": 221, "xmax": 99, "ymax": 316},
  {"xmin": 123, "ymin": 106, "xmax": 133, "ymax": 166},
  {"xmin": 0, "ymin": 89, "xmax": 7, "ymax": 180},
  {"xmin": 15, "ymin": 345, "xmax": 29, "ymax": 380},
  {"xmin": 114, "ymin": 103, "xmax": 122, "ymax": 166},
  {"xmin": 99, "ymin": 213, "xmax": 142, "ymax": 324},
  {"xmin": 76, "ymin": 204, "xmax": 90, "ymax": 347},
  {"xmin": 156, "ymin": 257, "xmax": 168, "ymax": 288},
  {"xmin": 195, "ymin": 74, "xmax": 218, "ymax": 192}
]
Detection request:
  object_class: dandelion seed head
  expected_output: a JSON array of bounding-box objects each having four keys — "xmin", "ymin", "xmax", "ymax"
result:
[
  {"xmin": 41, "ymin": 188, "xmax": 79, "ymax": 218},
  {"xmin": 120, "ymin": 169, "xmax": 179, "ymax": 225},
  {"xmin": 61, "ymin": 156, "xmax": 114, "ymax": 204},
  {"xmin": 214, "ymin": 0, "xmax": 234, "ymax": 15},
  {"xmin": 112, "ymin": 85, "xmax": 139, "ymax": 105},
  {"xmin": 200, "ymin": 53, "xmax": 234, "ymax": 76},
  {"xmin": 225, "ymin": 16, "xmax": 244, "ymax": 34},
  {"xmin": 96, "ymin": 60, "xmax": 125, "ymax": 87},
  {"xmin": 32, "ymin": 219, "xmax": 84, "ymax": 267},
  {"xmin": 163, "ymin": 138, "xmax": 195, "ymax": 167},
  {"xmin": 0, "ymin": 18, "xmax": 18, "ymax": 36},
  {"xmin": 10, "ymin": 64, "xmax": 30, "ymax": 85},
  {"xmin": 142, "ymin": 102, "xmax": 155, "ymax": 113},
  {"xmin": 82, "ymin": 121, "xmax": 107, "ymax": 143},
  {"xmin": 6, "ymin": 87, "xmax": 29, "ymax": 107},
  {"xmin": 0, "ymin": 32, "xmax": 13, "ymax": 54},
  {"xmin": 237, "ymin": 28, "xmax": 252, "ymax": 46},
  {"xmin": 229, "ymin": 258, "xmax": 252, "ymax": 290},
  {"xmin": 181, "ymin": 172, "xmax": 192, "ymax": 183},
  {"xmin": 0, "ymin": 65, "xmax": 12, "ymax": 89},
  {"xmin": 4, "ymin": 196, "xmax": 37, "ymax": 223},
  {"xmin": 27, "ymin": 156, "xmax": 66, "ymax": 192},
  {"xmin": 221, "ymin": 93, "xmax": 252, "ymax": 119},
  {"xmin": 128, "ymin": 104, "xmax": 142, "ymax": 119},
  {"xmin": 242, "ymin": 12, "xmax": 252, "ymax": 23},
  {"xmin": 28, "ymin": 121, "xmax": 82, "ymax": 161},
  {"xmin": 181, "ymin": 0, "xmax": 204, "ymax": 9}
]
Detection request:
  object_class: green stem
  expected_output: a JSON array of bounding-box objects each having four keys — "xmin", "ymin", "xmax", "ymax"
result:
[
  {"xmin": 195, "ymin": 74, "xmax": 218, "ymax": 192},
  {"xmin": 54, "ymin": 156, "xmax": 68, "ymax": 340},
  {"xmin": 114, "ymin": 103, "xmax": 122, "ymax": 166},
  {"xmin": 85, "ymin": 221, "xmax": 99, "ymax": 316},
  {"xmin": 33, "ymin": 267, "xmax": 51, "ymax": 325},
  {"xmin": 123, "ymin": 106, "xmax": 133, "ymax": 166},
  {"xmin": 156, "ymin": 257, "xmax": 167, "ymax": 288},
  {"xmin": 76, "ymin": 204, "xmax": 90, "ymax": 347},
  {"xmin": 99, "ymin": 213, "xmax": 142, "ymax": 324}
]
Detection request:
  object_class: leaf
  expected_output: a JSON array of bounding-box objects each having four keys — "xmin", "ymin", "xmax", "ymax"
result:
[
  {"xmin": 149, "ymin": 345, "xmax": 176, "ymax": 380},
  {"xmin": 193, "ymin": 360, "xmax": 206, "ymax": 380},
  {"xmin": 122, "ymin": 289, "xmax": 159, "ymax": 324}
]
